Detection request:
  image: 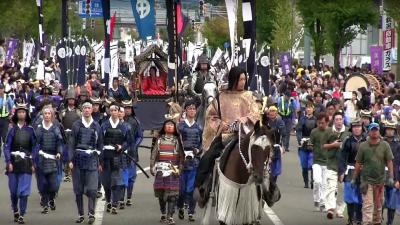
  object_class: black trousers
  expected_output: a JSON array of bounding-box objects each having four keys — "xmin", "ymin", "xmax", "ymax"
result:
[{"xmin": 0, "ymin": 117, "xmax": 9, "ymax": 157}]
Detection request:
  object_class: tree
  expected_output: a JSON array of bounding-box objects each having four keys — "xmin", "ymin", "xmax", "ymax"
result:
[
  {"xmin": 202, "ymin": 16, "xmax": 229, "ymax": 50},
  {"xmin": 297, "ymin": 0, "xmax": 327, "ymax": 70},
  {"xmin": 270, "ymin": 0, "xmax": 302, "ymax": 54},
  {"xmin": 385, "ymin": 0, "xmax": 400, "ymax": 80},
  {"xmin": 0, "ymin": 0, "xmax": 83, "ymax": 40},
  {"xmin": 256, "ymin": 0, "xmax": 276, "ymax": 45},
  {"xmin": 321, "ymin": 0, "xmax": 379, "ymax": 72},
  {"xmin": 182, "ymin": 26, "xmax": 196, "ymax": 43}
]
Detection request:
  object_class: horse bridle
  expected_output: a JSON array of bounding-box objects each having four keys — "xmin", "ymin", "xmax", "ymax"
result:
[{"xmin": 237, "ymin": 123, "xmax": 270, "ymax": 174}]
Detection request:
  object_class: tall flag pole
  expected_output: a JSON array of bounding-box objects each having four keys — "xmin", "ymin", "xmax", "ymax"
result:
[
  {"xmin": 36, "ymin": 0, "xmax": 45, "ymax": 80},
  {"xmin": 101, "ymin": 0, "xmax": 111, "ymax": 89},
  {"xmin": 166, "ymin": 0, "xmax": 176, "ymax": 90},
  {"xmin": 58, "ymin": 0, "xmax": 68, "ymax": 89},
  {"xmin": 242, "ymin": 0, "xmax": 256, "ymax": 90}
]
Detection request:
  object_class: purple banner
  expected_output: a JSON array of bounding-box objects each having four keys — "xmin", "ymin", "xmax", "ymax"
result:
[
  {"xmin": 370, "ymin": 46, "xmax": 383, "ymax": 75},
  {"xmin": 5, "ymin": 39, "xmax": 18, "ymax": 65},
  {"xmin": 280, "ymin": 52, "xmax": 291, "ymax": 75}
]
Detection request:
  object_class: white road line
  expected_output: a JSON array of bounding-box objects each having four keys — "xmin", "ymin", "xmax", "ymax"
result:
[
  {"xmin": 94, "ymin": 187, "xmax": 105, "ymax": 225},
  {"xmin": 93, "ymin": 166, "xmax": 151, "ymax": 225},
  {"xmin": 263, "ymin": 204, "xmax": 285, "ymax": 225},
  {"xmin": 137, "ymin": 166, "xmax": 150, "ymax": 174}
]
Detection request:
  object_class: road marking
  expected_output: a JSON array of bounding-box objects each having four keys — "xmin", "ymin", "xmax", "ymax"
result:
[
  {"xmin": 137, "ymin": 166, "xmax": 150, "ymax": 174},
  {"xmin": 94, "ymin": 187, "xmax": 105, "ymax": 225},
  {"xmin": 93, "ymin": 167, "xmax": 151, "ymax": 225},
  {"xmin": 263, "ymin": 204, "xmax": 284, "ymax": 225}
]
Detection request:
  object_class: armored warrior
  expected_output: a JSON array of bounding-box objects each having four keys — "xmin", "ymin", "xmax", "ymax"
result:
[
  {"xmin": 34, "ymin": 105, "xmax": 64, "ymax": 214},
  {"xmin": 4, "ymin": 103, "xmax": 37, "ymax": 224},
  {"xmin": 100, "ymin": 102, "xmax": 130, "ymax": 215},
  {"xmin": 69, "ymin": 101, "xmax": 103, "ymax": 224}
]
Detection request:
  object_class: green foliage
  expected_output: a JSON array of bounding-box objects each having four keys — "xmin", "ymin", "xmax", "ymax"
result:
[
  {"xmin": 202, "ymin": 16, "xmax": 229, "ymax": 50},
  {"xmin": 270, "ymin": 0, "xmax": 302, "ymax": 52},
  {"xmin": 385, "ymin": 0, "xmax": 400, "ymax": 24},
  {"xmin": 321, "ymin": 0, "xmax": 379, "ymax": 71},
  {"xmin": 0, "ymin": 0, "xmax": 83, "ymax": 40},
  {"xmin": 256, "ymin": 0, "xmax": 276, "ymax": 45},
  {"xmin": 182, "ymin": 26, "xmax": 196, "ymax": 43},
  {"xmin": 297, "ymin": 0, "xmax": 327, "ymax": 67}
]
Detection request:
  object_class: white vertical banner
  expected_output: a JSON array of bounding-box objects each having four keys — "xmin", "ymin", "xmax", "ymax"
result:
[
  {"xmin": 225, "ymin": 0, "xmax": 238, "ymax": 69},
  {"xmin": 110, "ymin": 40, "xmax": 119, "ymax": 84},
  {"xmin": 211, "ymin": 47, "xmax": 223, "ymax": 66},
  {"xmin": 383, "ymin": 11, "xmax": 394, "ymax": 71},
  {"xmin": 94, "ymin": 41, "xmax": 104, "ymax": 71}
]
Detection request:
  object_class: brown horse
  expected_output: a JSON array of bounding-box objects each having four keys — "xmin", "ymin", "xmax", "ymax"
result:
[{"xmin": 215, "ymin": 121, "xmax": 275, "ymax": 225}]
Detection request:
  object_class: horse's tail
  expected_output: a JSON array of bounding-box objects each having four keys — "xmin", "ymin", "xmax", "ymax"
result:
[{"xmin": 201, "ymin": 199, "xmax": 214, "ymax": 225}]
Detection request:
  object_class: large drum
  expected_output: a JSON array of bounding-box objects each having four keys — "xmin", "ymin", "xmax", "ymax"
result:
[{"xmin": 344, "ymin": 73, "xmax": 384, "ymax": 96}]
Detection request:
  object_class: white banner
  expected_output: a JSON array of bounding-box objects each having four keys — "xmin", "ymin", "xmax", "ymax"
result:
[
  {"xmin": 125, "ymin": 39, "xmax": 134, "ymax": 62},
  {"xmin": 93, "ymin": 41, "xmax": 104, "ymax": 71},
  {"xmin": 211, "ymin": 47, "xmax": 223, "ymax": 66},
  {"xmin": 110, "ymin": 41, "xmax": 119, "ymax": 84},
  {"xmin": 187, "ymin": 42, "xmax": 195, "ymax": 63},
  {"xmin": 134, "ymin": 40, "xmax": 141, "ymax": 56},
  {"xmin": 22, "ymin": 39, "xmax": 35, "ymax": 69},
  {"xmin": 382, "ymin": 11, "xmax": 394, "ymax": 71},
  {"xmin": 225, "ymin": 0, "xmax": 238, "ymax": 69}
]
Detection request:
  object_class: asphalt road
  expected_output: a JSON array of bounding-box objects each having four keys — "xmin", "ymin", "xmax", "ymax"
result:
[{"xmin": 0, "ymin": 133, "xmax": 398, "ymax": 225}]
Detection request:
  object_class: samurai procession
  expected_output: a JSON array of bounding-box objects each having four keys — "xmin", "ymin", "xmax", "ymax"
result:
[{"xmin": 0, "ymin": 0, "xmax": 400, "ymax": 225}]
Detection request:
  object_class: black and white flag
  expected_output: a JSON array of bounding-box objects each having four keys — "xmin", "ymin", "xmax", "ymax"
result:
[
  {"xmin": 242, "ymin": 0, "xmax": 256, "ymax": 90},
  {"xmin": 36, "ymin": 0, "xmax": 45, "ymax": 80},
  {"xmin": 56, "ymin": 38, "xmax": 67, "ymax": 88}
]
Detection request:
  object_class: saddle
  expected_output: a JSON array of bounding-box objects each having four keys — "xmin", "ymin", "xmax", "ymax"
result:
[{"xmin": 194, "ymin": 133, "xmax": 238, "ymax": 208}]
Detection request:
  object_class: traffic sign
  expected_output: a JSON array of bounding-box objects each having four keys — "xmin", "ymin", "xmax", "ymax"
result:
[{"xmin": 78, "ymin": 0, "xmax": 103, "ymax": 18}]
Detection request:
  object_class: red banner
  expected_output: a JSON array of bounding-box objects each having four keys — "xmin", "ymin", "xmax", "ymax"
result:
[{"xmin": 383, "ymin": 28, "xmax": 395, "ymax": 50}]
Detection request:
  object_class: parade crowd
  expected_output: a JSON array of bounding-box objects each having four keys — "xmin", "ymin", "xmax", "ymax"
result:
[{"xmin": 1, "ymin": 38, "xmax": 400, "ymax": 225}]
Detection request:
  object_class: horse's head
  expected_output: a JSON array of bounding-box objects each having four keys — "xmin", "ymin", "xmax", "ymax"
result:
[
  {"xmin": 248, "ymin": 120, "xmax": 274, "ymax": 184},
  {"xmin": 202, "ymin": 81, "xmax": 217, "ymax": 104}
]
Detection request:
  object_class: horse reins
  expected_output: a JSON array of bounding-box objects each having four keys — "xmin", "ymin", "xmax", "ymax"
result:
[{"xmin": 238, "ymin": 123, "xmax": 253, "ymax": 173}]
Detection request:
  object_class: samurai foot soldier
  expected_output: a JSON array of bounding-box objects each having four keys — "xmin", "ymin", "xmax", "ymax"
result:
[
  {"xmin": 150, "ymin": 120, "xmax": 184, "ymax": 225},
  {"xmin": 61, "ymin": 89, "xmax": 81, "ymax": 182},
  {"xmin": 177, "ymin": 100, "xmax": 202, "ymax": 222},
  {"xmin": 383, "ymin": 121, "xmax": 400, "ymax": 225},
  {"xmin": 34, "ymin": 105, "xmax": 64, "ymax": 214},
  {"xmin": 340, "ymin": 119, "xmax": 366, "ymax": 225},
  {"xmin": 4, "ymin": 103, "xmax": 36, "ymax": 224},
  {"xmin": 69, "ymin": 101, "xmax": 103, "ymax": 224},
  {"xmin": 100, "ymin": 103, "xmax": 130, "ymax": 215},
  {"xmin": 296, "ymin": 103, "xmax": 317, "ymax": 189},
  {"xmin": 122, "ymin": 100, "xmax": 142, "ymax": 206}
]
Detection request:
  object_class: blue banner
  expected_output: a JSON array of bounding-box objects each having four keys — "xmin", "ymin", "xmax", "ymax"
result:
[
  {"xmin": 79, "ymin": 0, "xmax": 103, "ymax": 18},
  {"xmin": 131, "ymin": 0, "xmax": 156, "ymax": 40}
]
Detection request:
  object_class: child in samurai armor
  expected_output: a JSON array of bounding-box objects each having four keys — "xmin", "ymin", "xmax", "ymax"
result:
[
  {"xmin": 150, "ymin": 120, "xmax": 184, "ymax": 225},
  {"xmin": 177, "ymin": 100, "xmax": 202, "ymax": 222},
  {"xmin": 4, "ymin": 103, "xmax": 37, "ymax": 224}
]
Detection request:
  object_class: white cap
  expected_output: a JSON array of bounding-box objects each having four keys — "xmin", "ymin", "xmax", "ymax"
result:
[{"xmin": 392, "ymin": 100, "xmax": 400, "ymax": 107}]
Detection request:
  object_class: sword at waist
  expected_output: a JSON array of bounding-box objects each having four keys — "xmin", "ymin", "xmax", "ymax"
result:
[
  {"xmin": 11, "ymin": 151, "xmax": 31, "ymax": 159},
  {"xmin": 39, "ymin": 150, "xmax": 57, "ymax": 160},
  {"xmin": 76, "ymin": 149, "xmax": 100, "ymax": 155}
]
